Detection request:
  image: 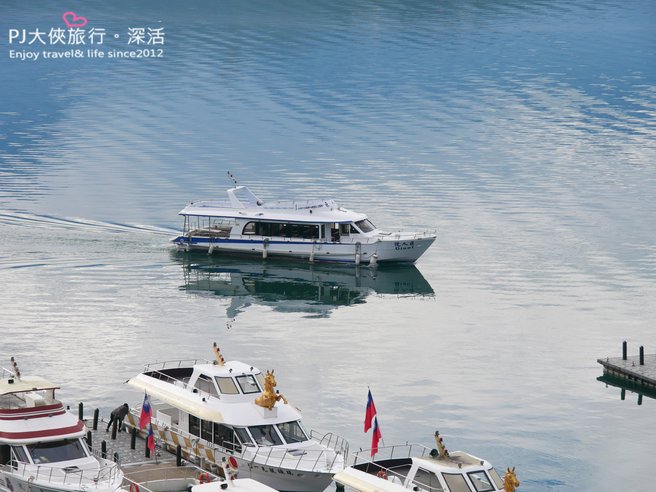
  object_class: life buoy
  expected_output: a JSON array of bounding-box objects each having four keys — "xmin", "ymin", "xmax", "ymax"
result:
[
  {"xmin": 199, "ymin": 473, "xmax": 211, "ymax": 484},
  {"xmin": 130, "ymin": 483, "xmax": 140, "ymax": 492},
  {"xmin": 376, "ymin": 470, "xmax": 388, "ymax": 480}
]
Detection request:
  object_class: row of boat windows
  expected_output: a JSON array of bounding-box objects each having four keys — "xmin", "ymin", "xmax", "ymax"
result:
[
  {"xmin": 1, "ymin": 439, "xmax": 88, "ymax": 466},
  {"xmin": 193, "ymin": 373, "xmax": 264, "ymax": 396},
  {"xmin": 412, "ymin": 467, "xmax": 503, "ymax": 492},
  {"xmin": 188, "ymin": 416, "xmax": 308, "ymax": 449},
  {"xmin": 241, "ymin": 219, "xmax": 376, "ymax": 238}
]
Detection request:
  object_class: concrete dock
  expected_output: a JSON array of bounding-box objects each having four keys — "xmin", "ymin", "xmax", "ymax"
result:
[{"xmin": 597, "ymin": 342, "xmax": 656, "ymax": 400}]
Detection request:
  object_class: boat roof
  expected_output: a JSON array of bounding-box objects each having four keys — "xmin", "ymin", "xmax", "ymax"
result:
[
  {"xmin": 0, "ymin": 376, "xmax": 59, "ymax": 396},
  {"xmin": 179, "ymin": 186, "xmax": 367, "ymax": 224},
  {"xmin": 128, "ymin": 360, "xmax": 304, "ymax": 426}
]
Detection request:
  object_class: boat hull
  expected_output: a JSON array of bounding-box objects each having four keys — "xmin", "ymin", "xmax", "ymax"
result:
[{"xmin": 172, "ymin": 235, "xmax": 435, "ymax": 264}]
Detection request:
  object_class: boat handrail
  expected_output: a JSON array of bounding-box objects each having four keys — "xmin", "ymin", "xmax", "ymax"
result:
[
  {"xmin": 1, "ymin": 458, "xmax": 121, "ymax": 486},
  {"xmin": 309, "ymin": 430, "xmax": 350, "ymax": 457},
  {"xmin": 143, "ymin": 420, "xmax": 346, "ymax": 473},
  {"xmin": 142, "ymin": 359, "xmax": 211, "ymax": 373},
  {"xmin": 349, "ymin": 442, "xmax": 433, "ymax": 467},
  {"xmin": 139, "ymin": 366, "xmax": 222, "ymax": 404}
]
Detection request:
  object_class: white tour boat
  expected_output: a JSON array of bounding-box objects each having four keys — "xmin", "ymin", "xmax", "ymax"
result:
[
  {"xmin": 172, "ymin": 183, "xmax": 436, "ymax": 265},
  {"xmin": 0, "ymin": 360, "xmax": 123, "ymax": 492},
  {"xmin": 334, "ymin": 431, "xmax": 519, "ymax": 492},
  {"xmin": 124, "ymin": 344, "xmax": 348, "ymax": 492}
]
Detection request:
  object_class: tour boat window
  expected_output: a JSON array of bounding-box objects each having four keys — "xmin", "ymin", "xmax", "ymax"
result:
[
  {"xmin": 487, "ymin": 468, "xmax": 503, "ymax": 489},
  {"xmin": 412, "ymin": 468, "xmax": 445, "ymax": 492},
  {"xmin": 249, "ymin": 425, "xmax": 283, "ymax": 446},
  {"xmin": 235, "ymin": 375, "xmax": 260, "ymax": 394},
  {"xmin": 216, "ymin": 376, "xmax": 239, "ymax": 394},
  {"xmin": 466, "ymin": 471, "xmax": 495, "ymax": 492},
  {"xmin": 276, "ymin": 421, "xmax": 308, "ymax": 444},
  {"xmin": 339, "ymin": 223, "xmax": 358, "ymax": 235},
  {"xmin": 255, "ymin": 372, "xmax": 266, "ymax": 389},
  {"xmin": 242, "ymin": 222, "xmax": 257, "ymax": 235},
  {"xmin": 201, "ymin": 419, "xmax": 213, "ymax": 443},
  {"xmin": 27, "ymin": 439, "xmax": 88, "ymax": 464},
  {"xmin": 442, "ymin": 473, "xmax": 473, "ymax": 492},
  {"xmin": 194, "ymin": 374, "xmax": 219, "ymax": 396},
  {"xmin": 189, "ymin": 415, "xmax": 201, "ymax": 437},
  {"xmin": 354, "ymin": 219, "xmax": 376, "ymax": 233},
  {"xmin": 11, "ymin": 445, "xmax": 29, "ymax": 463},
  {"xmin": 234, "ymin": 427, "xmax": 253, "ymax": 446},
  {"xmin": 213, "ymin": 424, "xmax": 237, "ymax": 451}
]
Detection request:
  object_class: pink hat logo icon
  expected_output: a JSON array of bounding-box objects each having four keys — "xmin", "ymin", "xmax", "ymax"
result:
[{"xmin": 62, "ymin": 12, "xmax": 88, "ymax": 28}]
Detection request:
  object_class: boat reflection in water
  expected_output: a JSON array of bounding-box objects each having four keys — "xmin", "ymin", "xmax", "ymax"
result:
[{"xmin": 172, "ymin": 252, "xmax": 434, "ymax": 318}]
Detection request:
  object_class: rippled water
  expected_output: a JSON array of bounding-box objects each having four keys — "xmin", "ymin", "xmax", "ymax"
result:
[{"xmin": 1, "ymin": 1, "xmax": 655, "ymax": 490}]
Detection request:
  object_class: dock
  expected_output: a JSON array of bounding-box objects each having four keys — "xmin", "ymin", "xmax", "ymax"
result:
[
  {"xmin": 597, "ymin": 342, "xmax": 656, "ymax": 403},
  {"xmin": 84, "ymin": 414, "xmax": 159, "ymax": 466},
  {"xmin": 81, "ymin": 412, "xmax": 224, "ymax": 492}
]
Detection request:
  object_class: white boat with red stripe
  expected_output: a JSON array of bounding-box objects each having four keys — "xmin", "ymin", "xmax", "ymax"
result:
[{"xmin": 0, "ymin": 359, "xmax": 123, "ymax": 492}]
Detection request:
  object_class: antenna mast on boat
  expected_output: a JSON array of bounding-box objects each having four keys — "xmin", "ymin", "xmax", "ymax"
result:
[
  {"xmin": 9, "ymin": 356, "xmax": 21, "ymax": 380},
  {"xmin": 227, "ymin": 171, "xmax": 238, "ymax": 186}
]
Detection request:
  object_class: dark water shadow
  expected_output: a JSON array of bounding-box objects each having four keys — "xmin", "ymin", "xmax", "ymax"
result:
[{"xmin": 171, "ymin": 251, "xmax": 434, "ymax": 318}]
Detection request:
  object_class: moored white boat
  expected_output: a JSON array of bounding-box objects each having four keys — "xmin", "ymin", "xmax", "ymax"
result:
[
  {"xmin": 124, "ymin": 344, "xmax": 347, "ymax": 492},
  {"xmin": 0, "ymin": 360, "xmax": 123, "ymax": 492},
  {"xmin": 333, "ymin": 431, "xmax": 519, "ymax": 492},
  {"xmin": 172, "ymin": 182, "xmax": 436, "ymax": 265}
]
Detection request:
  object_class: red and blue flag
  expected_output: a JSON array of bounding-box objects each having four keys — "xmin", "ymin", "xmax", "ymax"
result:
[
  {"xmin": 139, "ymin": 393, "xmax": 152, "ymax": 430},
  {"xmin": 147, "ymin": 422, "xmax": 156, "ymax": 454},
  {"xmin": 364, "ymin": 389, "xmax": 377, "ymax": 432},
  {"xmin": 371, "ymin": 416, "xmax": 382, "ymax": 457}
]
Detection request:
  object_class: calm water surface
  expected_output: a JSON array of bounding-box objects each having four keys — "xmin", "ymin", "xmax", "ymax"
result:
[{"xmin": 1, "ymin": 1, "xmax": 655, "ymax": 490}]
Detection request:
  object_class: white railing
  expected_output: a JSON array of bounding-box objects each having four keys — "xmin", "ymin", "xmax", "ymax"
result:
[
  {"xmin": 349, "ymin": 443, "xmax": 432, "ymax": 467},
  {"xmin": 1, "ymin": 460, "xmax": 121, "ymax": 487},
  {"xmin": 138, "ymin": 361, "xmax": 222, "ymax": 404},
  {"xmin": 137, "ymin": 421, "xmax": 347, "ymax": 474}
]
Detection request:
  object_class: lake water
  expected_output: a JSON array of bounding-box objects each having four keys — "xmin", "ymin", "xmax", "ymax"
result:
[{"xmin": 1, "ymin": 0, "xmax": 655, "ymax": 490}]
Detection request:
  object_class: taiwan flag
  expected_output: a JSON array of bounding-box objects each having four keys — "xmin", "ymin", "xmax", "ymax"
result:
[
  {"xmin": 147, "ymin": 422, "xmax": 156, "ymax": 455},
  {"xmin": 371, "ymin": 416, "xmax": 382, "ymax": 457},
  {"xmin": 364, "ymin": 389, "xmax": 377, "ymax": 432},
  {"xmin": 139, "ymin": 393, "xmax": 152, "ymax": 430}
]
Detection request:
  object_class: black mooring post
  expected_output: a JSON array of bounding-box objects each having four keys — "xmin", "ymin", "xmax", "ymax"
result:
[
  {"xmin": 86, "ymin": 430, "xmax": 92, "ymax": 450},
  {"xmin": 114, "ymin": 452, "xmax": 120, "ymax": 463},
  {"xmin": 111, "ymin": 419, "xmax": 118, "ymax": 440},
  {"xmin": 101, "ymin": 440, "xmax": 107, "ymax": 459},
  {"xmin": 176, "ymin": 444, "xmax": 182, "ymax": 466},
  {"xmin": 621, "ymin": 389, "xmax": 626, "ymax": 401},
  {"xmin": 638, "ymin": 394, "xmax": 643, "ymax": 406},
  {"xmin": 93, "ymin": 408, "xmax": 99, "ymax": 430},
  {"xmin": 622, "ymin": 340, "xmax": 627, "ymax": 360},
  {"xmin": 131, "ymin": 428, "xmax": 137, "ymax": 450},
  {"xmin": 78, "ymin": 402, "xmax": 84, "ymax": 421},
  {"xmin": 640, "ymin": 346, "xmax": 645, "ymax": 365},
  {"xmin": 145, "ymin": 438, "xmax": 151, "ymax": 458}
]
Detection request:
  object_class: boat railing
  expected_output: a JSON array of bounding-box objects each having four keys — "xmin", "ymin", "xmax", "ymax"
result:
[
  {"xmin": 142, "ymin": 359, "xmax": 210, "ymax": 373},
  {"xmin": 2, "ymin": 459, "xmax": 121, "ymax": 487},
  {"xmin": 121, "ymin": 463, "xmax": 210, "ymax": 492},
  {"xmin": 139, "ymin": 361, "xmax": 222, "ymax": 404},
  {"xmin": 349, "ymin": 442, "xmax": 433, "ymax": 467},
  {"xmin": 143, "ymin": 421, "xmax": 346, "ymax": 473},
  {"xmin": 309, "ymin": 429, "xmax": 350, "ymax": 458},
  {"xmin": 246, "ymin": 440, "xmax": 345, "ymax": 472}
]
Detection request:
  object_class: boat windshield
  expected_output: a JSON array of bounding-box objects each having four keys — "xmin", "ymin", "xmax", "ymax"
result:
[
  {"xmin": 276, "ymin": 420, "xmax": 308, "ymax": 443},
  {"xmin": 249, "ymin": 425, "xmax": 283, "ymax": 446},
  {"xmin": 27, "ymin": 439, "xmax": 88, "ymax": 464},
  {"xmin": 354, "ymin": 219, "xmax": 376, "ymax": 233},
  {"xmin": 467, "ymin": 470, "xmax": 495, "ymax": 492},
  {"xmin": 235, "ymin": 375, "xmax": 260, "ymax": 394}
]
